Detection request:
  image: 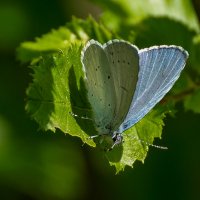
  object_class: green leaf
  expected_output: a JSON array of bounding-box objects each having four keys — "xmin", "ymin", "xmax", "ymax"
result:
[
  {"xmin": 17, "ymin": 27, "xmax": 76, "ymax": 63},
  {"xmin": 132, "ymin": 17, "xmax": 195, "ymax": 49},
  {"xmin": 17, "ymin": 16, "xmax": 112, "ymax": 63},
  {"xmin": 26, "ymin": 43, "xmax": 96, "ymax": 147},
  {"xmin": 107, "ymin": 106, "xmax": 166, "ymax": 173},
  {"xmin": 92, "ymin": 0, "xmax": 199, "ymax": 33},
  {"xmin": 22, "ymin": 17, "xmax": 114, "ymax": 148}
]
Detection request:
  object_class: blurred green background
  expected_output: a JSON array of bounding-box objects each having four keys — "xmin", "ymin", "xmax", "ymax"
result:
[{"xmin": 1, "ymin": 0, "xmax": 200, "ymax": 199}]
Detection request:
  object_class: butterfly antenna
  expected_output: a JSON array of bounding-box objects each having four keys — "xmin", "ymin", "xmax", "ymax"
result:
[
  {"xmin": 142, "ymin": 141, "xmax": 168, "ymax": 150},
  {"xmin": 69, "ymin": 112, "xmax": 93, "ymax": 121},
  {"xmin": 124, "ymin": 134, "xmax": 168, "ymax": 150},
  {"xmin": 106, "ymin": 143, "xmax": 117, "ymax": 151},
  {"xmin": 87, "ymin": 135, "xmax": 101, "ymax": 139}
]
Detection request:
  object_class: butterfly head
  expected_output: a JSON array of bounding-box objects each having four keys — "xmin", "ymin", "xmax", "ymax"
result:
[{"xmin": 106, "ymin": 132, "xmax": 123, "ymax": 151}]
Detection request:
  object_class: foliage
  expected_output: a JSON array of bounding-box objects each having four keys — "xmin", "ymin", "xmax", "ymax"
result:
[{"xmin": 17, "ymin": 0, "xmax": 200, "ymax": 172}]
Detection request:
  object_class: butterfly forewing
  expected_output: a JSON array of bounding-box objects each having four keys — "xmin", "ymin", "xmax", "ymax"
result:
[
  {"xmin": 81, "ymin": 40, "xmax": 116, "ymax": 134},
  {"xmin": 119, "ymin": 46, "xmax": 188, "ymax": 132}
]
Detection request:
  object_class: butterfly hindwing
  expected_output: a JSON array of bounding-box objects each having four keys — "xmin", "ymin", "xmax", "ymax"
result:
[{"xmin": 81, "ymin": 40, "xmax": 116, "ymax": 134}]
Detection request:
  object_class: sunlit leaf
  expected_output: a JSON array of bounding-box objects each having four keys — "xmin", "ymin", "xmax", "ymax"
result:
[
  {"xmin": 107, "ymin": 107, "xmax": 166, "ymax": 173},
  {"xmin": 17, "ymin": 16, "xmax": 112, "ymax": 63}
]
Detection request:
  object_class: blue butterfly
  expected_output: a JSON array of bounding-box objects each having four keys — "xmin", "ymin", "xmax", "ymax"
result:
[{"xmin": 81, "ymin": 39, "xmax": 188, "ymax": 149}]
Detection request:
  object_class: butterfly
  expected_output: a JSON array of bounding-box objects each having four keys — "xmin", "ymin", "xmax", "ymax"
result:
[{"xmin": 81, "ymin": 39, "xmax": 188, "ymax": 149}]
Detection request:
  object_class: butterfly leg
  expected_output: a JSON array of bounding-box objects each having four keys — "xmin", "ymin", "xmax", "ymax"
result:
[
  {"xmin": 87, "ymin": 133, "xmax": 110, "ymax": 139},
  {"xmin": 106, "ymin": 133, "xmax": 123, "ymax": 151},
  {"xmin": 88, "ymin": 135, "xmax": 100, "ymax": 139}
]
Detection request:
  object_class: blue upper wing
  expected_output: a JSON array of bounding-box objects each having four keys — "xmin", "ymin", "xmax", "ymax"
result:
[{"xmin": 117, "ymin": 45, "xmax": 189, "ymax": 133}]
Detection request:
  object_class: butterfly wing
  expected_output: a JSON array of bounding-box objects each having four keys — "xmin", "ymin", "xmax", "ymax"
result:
[
  {"xmin": 103, "ymin": 40, "xmax": 139, "ymax": 131},
  {"xmin": 81, "ymin": 40, "xmax": 116, "ymax": 134},
  {"xmin": 118, "ymin": 45, "xmax": 189, "ymax": 132}
]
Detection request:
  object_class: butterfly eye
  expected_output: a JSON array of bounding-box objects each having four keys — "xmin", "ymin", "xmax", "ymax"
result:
[{"xmin": 123, "ymin": 124, "xmax": 128, "ymax": 129}]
